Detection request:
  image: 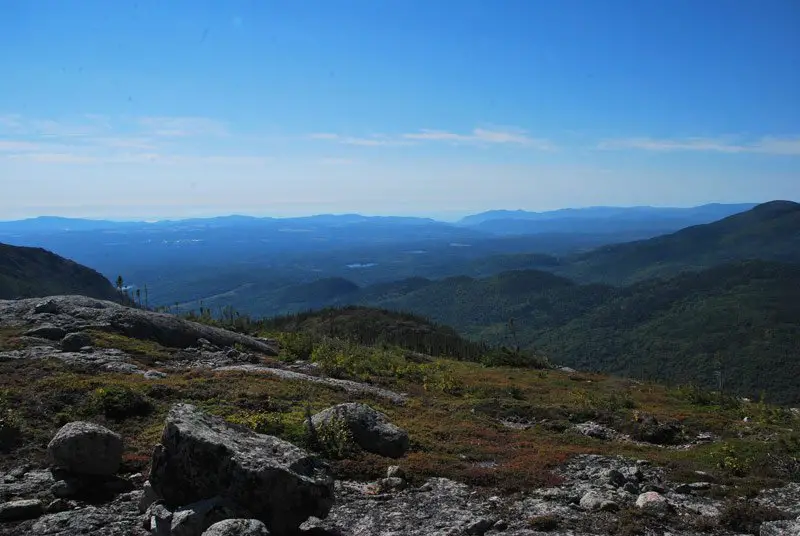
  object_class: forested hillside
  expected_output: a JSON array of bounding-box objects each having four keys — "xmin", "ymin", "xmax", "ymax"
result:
[
  {"xmin": 0, "ymin": 243, "xmax": 118, "ymax": 301},
  {"xmin": 560, "ymin": 200, "xmax": 800, "ymax": 285}
]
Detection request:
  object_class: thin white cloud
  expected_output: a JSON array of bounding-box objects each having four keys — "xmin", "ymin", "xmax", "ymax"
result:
[
  {"xmin": 598, "ymin": 136, "xmax": 800, "ymax": 156},
  {"xmin": 309, "ymin": 133, "xmax": 406, "ymax": 146},
  {"xmin": 405, "ymin": 127, "xmax": 556, "ymax": 149},
  {"xmin": 0, "ymin": 114, "xmax": 247, "ymax": 165},
  {"xmin": 320, "ymin": 157, "xmax": 356, "ymax": 166},
  {"xmin": 311, "ymin": 127, "xmax": 556, "ymax": 150},
  {"xmin": 138, "ymin": 116, "xmax": 228, "ymax": 137}
]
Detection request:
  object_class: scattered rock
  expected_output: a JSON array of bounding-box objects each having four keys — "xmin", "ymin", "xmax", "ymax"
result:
[
  {"xmin": 600, "ymin": 468, "xmax": 626, "ymax": 488},
  {"xmin": 46, "ymin": 499, "xmax": 70, "ymax": 513},
  {"xmin": 50, "ymin": 478, "xmax": 81, "ymax": 498},
  {"xmin": 760, "ymin": 519, "xmax": 800, "ymax": 535},
  {"xmin": 202, "ymin": 519, "xmax": 270, "ymax": 536},
  {"xmin": 635, "ymin": 491, "xmax": 672, "ymax": 514},
  {"xmin": 465, "ymin": 517, "xmax": 495, "ymax": 535},
  {"xmin": 33, "ymin": 299, "xmax": 60, "ymax": 315},
  {"xmin": 139, "ymin": 480, "xmax": 160, "ymax": 513},
  {"xmin": 146, "ymin": 502, "xmax": 174, "ymax": 536},
  {"xmin": 632, "ymin": 412, "xmax": 682, "ymax": 445},
  {"xmin": 311, "ymin": 403, "xmax": 409, "ymax": 458},
  {"xmin": 144, "ymin": 370, "xmax": 168, "ymax": 379},
  {"xmin": 622, "ymin": 482, "xmax": 639, "ymax": 495},
  {"xmin": 376, "ymin": 477, "xmax": 407, "ymax": 493},
  {"xmin": 574, "ymin": 421, "xmax": 616, "ymax": 440},
  {"xmin": 170, "ymin": 496, "xmax": 239, "ymax": 536},
  {"xmin": 47, "ymin": 421, "xmax": 123, "ymax": 476},
  {"xmin": 0, "ymin": 498, "xmax": 44, "ymax": 521},
  {"xmin": 24, "ymin": 324, "xmax": 66, "ymax": 340},
  {"xmin": 386, "ymin": 465, "xmax": 405, "ymax": 479},
  {"xmin": 60, "ymin": 331, "xmax": 93, "ymax": 352},
  {"xmin": 492, "ymin": 519, "xmax": 508, "ymax": 531},
  {"xmin": 580, "ymin": 491, "xmax": 608, "ymax": 511},
  {"xmin": 149, "ymin": 403, "xmax": 334, "ymax": 535}
]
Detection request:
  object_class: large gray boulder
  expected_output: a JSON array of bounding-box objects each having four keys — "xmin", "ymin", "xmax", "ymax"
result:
[
  {"xmin": 60, "ymin": 331, "xmax": 93, "ymax": 352},
  {"xmin": 202, "ymin": 519, "xmax": 270, "ymax": 536},
  {"xmin": 149, "ymin": 404, "xmax": 333, "ymax": 535},
  {"xmin": 47, "ymin": 421, "xmax": 123, "ymax": 476},
  {"xmin": 311, "ymin": 403, "xmax": 409, "ymax": 458}
]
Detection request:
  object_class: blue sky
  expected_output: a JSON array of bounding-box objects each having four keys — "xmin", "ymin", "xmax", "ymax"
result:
[{"xmin": 1, "ymin": 0, "xmax": 798, "ymax": 220}]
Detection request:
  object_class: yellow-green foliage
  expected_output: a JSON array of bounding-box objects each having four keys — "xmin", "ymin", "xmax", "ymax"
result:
[
  {"xmin": 0, "ymin": 333, "xmax": 798, "ymax": 492},
  {"xmin": 89, "ymin": 331, "xmax": 171, "ymax": 365},
  {"xmin": 314, "ymin": 414, "xmax": 357, "ymax": 459}
]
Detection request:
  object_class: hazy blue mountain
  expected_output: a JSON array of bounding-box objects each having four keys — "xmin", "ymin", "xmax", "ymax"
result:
[
  {"xmin": 458, "ymin": 203, "xmax": 756, "ymax": 226},
  {"xmin": 560, "ymin": 200, "xmax": 800, "ymax": 284}
]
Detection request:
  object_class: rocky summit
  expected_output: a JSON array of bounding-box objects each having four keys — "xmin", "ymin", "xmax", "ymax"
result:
[{"xmin": 0, "ymin": 295, "xmax": 799, "ymax": 535}]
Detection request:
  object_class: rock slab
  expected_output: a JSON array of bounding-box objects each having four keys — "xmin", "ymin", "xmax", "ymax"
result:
[
  {"xmin": 149, "ymin": 403, "xmax": 333, "ymax": 535},
  {"xmin": 0, "ymin": 499, "xmax": 45, "ymax": 521},
  {"xmin": 202, "ymin": 519, "xmax": 270, "ymax": 536},
  {"xmin": 47, "ymin": 421, "xmax": 123, "ymax": 476}
]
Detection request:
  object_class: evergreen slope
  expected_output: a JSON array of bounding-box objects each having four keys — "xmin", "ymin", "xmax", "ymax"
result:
[{"xmin": 0, "ymin": 242, "xmax": 118, "ymax": 300}]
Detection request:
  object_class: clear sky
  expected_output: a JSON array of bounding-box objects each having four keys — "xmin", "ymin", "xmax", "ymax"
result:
[{"xmin": 1, "ymin": 0, "xmax": 798, "ymax": 220}]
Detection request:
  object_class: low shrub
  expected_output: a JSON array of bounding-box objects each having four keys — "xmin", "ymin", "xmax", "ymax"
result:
[
  {"xmin": 90, "ymin": 386, "xmax": 153, "ymax": 420},
  {"xmin": 527, "ymin": 515, "xmax": 559, "ymax": 531},
  {"xmin": 313, "ymin": 414, "xmax": 357, "ymax": 459},
  {"xmin": 718, "ymin": 499, "xmax": 790, "ymax": 535}
]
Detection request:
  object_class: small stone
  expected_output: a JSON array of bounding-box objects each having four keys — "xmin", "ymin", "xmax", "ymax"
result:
[
  {"xmin": 623, "ymin": 482, "xmax": 639, "ymax": 495},
  {"xmin": 46, "ymin": 499, "xmax": 70, "ymax": 513},
  {"xmin": 378, "ymin": 477, "xmax": 407, "ymax": 492},
  {"xmin": 170, "ymin": 496, "xmax": 237, "ymax": 536},
  {"xmin": 601, "ymin": 469, "xmax": 627, "ymax": 488},
  {"xmin": 675, "ymin": 483, "xmax": 693, "ymax": 494},
  {"xmin": 493, "ymin": 519, "xmax": 508, "ymax": 531},
  {"xmin": 580, "ymin": 491, "xmax": 608, "ymax": 511},
  {"xmin": 466, "ymin": 517, "xmax": 495, "ymax": 536},
  {"xmin": 144, "ymin": 370, "xmax": 167, "ymax": 379},
  {"xmin": 0, "ymin": 499, "xmax": 45, "ymax": 521},
  {"xmin": 636, "ymin": 491, "xmax": 672, "ymax": 514},
  {"xmin": 387, "ymin": 465, "xmax": 406, "ymax": 479},
  {"xmin": 600, "ymin": 500, "xmax": 620, "ymax": 512},
  {"xmin": 51, "ymin": 479, "xmax": 81, "ymax": 498},
  {"xmin": 419, "ymin": 482, "xmax": 434, "ymax": 492},
  {"xmin": 641, "ymin": 483, "xmax": 666, "ymax": 494},
  {"xmin": 689, "ymin": 481, "xmax": 711, "ymax": 491},
  {"xmin": 139, "ymin": 480, "xmax": 160, "ymax": 513}
]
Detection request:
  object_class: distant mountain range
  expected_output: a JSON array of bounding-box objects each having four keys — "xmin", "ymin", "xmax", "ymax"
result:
[
  {"xmin": 0, "ymin": 243, "xmax": 118, "ymax": 301},
  {"xmin": 3, "ymin": 200, "xmax": 799, "ymax": 402}
]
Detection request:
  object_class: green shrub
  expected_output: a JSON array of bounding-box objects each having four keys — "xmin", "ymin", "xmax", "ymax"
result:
[
  {"xmin": 227, "ymin": 411, "xmax": 285, "ymax": 436},
  {"xmin": 714, "ymin": 443, "xmax": 752, "ymax": 477},
  {"xmin": 90, "ymin": 386, "xmax": 153, "ymax": 420},
  {"xmin": 314, "ymin": 414, "xmax": 357, "ymax": 459},
  {"xmin": 310, "ymin": 337, "xmax": 405, "ymax": 381},
  {"xmin": 0, "ymin": 409, "xmax": 22, "ymax": 451},
  {"xmin": 272, "ymin": 332, "xmax": 316, "ymax": 362},
  {"xmin": 718, "ymin": 500, "xmax": 789, "ymax": 534}
]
